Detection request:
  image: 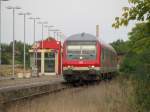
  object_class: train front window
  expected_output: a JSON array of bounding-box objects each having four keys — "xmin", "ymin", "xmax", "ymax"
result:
[
  {"xmin": 67, "ymin": 44, "xmax": 97, "ymax": 60},
  {"xmin": 67, "ymin": 45, "xmax": 81, "ymax": 54}
]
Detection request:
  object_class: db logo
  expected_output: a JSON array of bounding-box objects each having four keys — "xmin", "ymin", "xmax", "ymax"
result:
[{"xmin": 79, "ymin": 61, "xmax": 83, "ymax": 64}]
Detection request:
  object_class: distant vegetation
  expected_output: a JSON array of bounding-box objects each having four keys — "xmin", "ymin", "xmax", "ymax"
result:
[
  {"xmin": 112, "ymin": 0, "xmax": 150, "ymax": 111},
  {"xmin": 1, "ymin": 41, "xmax": 31, "ymax": 67}
]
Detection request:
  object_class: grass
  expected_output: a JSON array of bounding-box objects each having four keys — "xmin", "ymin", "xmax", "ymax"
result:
[
  {"xmin": 0, "ymin": 65, "xmax": 30, "ymax": 76},
  {"xmin": 4, "ymin": 77, "xmax": 136, "ymax": 112}
]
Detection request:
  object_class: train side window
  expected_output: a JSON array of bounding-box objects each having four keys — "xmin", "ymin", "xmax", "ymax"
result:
[
  {"xmin": 105, "ymin": 49, "xmax": 107, "ymax": 60},
  {"xmin": 102, "ymin": 48, "xmax": 105, "ymax": 61},
  {"xmin": 111, "ymin": 53, "xmax": 113, "ymax": 65},
  {"xmin": 104, "ymin": 49, "xmax": 106, "ymax": 60}
]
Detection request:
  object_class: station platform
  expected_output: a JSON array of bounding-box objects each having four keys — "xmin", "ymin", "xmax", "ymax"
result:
[
  {"xmin": 0, "ymin": 75, "xmax": 62, "ymax": 89},
  {"xmin": 0, "ymin": 75, "xmax": 65, "ymax": 104}
]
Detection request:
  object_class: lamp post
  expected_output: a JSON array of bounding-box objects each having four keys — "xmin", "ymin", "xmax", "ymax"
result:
[
  {"xmin": 29, "ymin": 17, "xmax": 40, "ymax": 45},
  {"xmin": 38, "ymin": 21, "xmax": 48, "ymax": 49},
  {"xmin": 60, "ymin": 32, "xmax": 65, "ymax": 43},
  {"xmin": 49, "ymin": 29, "xmax": 59, "ymax": 40},
  {"xmin": 0, "ymin": 0, "xmax": 9, "ymax": 65},
  {"xmin": 29, "ymin": 17, "xmax": 40, "ymax": 69},
  {"xmin": 56, "ymin": 31, "xmax": 61, "ymax": 41},
  {"xmin": 44, "ymin": 25, "xmax": 54, "ymax": 37},
  {"xmin": 18, "ymin": 12, "xmax": 31, "ymax": 76},
  {"xmin": 59, "ymin": 32, "xmax": 62, "ymax": 41},
  {"xmin": 7, "ymin": 6, "xmax": 21, "ymax": 78}
]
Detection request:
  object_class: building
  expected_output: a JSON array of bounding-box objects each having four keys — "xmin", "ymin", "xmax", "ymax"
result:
[{"xmin": 29, "ymin": 37, "xmax": 62, "ymax": 76}]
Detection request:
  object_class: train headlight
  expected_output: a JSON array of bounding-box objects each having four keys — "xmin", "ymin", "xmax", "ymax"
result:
[
  {"xmin": 67, "ymin": 66, "xmax": 74, "ymax": 69},
  {"xmin": 80, "ymin": 56, "xmax": 83, "ymax": 60},
  {"xmin": 91, "ymin": 65, "xmax": 95, "ymax": 68}
]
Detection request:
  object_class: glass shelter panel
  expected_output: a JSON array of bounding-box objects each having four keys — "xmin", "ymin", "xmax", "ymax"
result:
[
  {"xmin": 44, "ymin": 52, "xmax": 55, "ymax": 73},
  {"xmin": 30, "ymin": 52, "xmax": 41, "ymax": 72}
]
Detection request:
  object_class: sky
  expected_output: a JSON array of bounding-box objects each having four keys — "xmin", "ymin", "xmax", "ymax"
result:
[{"xmin": 2, "ymin": 0, "xmax": 135, "ymax": 44}]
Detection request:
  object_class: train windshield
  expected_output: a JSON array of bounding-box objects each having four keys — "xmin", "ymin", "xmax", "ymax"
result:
[{"xmin": 67, "ymin": 42, "xmax": 97, "ymax": 60}]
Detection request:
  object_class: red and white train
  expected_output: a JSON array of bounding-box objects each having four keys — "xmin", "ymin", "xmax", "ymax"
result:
[{"xmin": 62, "ymin": 33, "xmax": 118, "ymax": 82}]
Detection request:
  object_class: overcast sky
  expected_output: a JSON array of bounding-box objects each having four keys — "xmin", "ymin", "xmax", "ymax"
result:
[{"xmin": 2, "ymin": 0, "xmax": 134, "ymax": 44}]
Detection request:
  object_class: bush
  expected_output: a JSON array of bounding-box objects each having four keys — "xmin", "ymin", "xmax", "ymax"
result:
[{"xmin": 120, "ymin": 47, "xmax": 150, "ymax": 112}]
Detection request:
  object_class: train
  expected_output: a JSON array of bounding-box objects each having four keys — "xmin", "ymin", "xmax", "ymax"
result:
[{"xmin": 62, "ymin": 33, "xmax": 118, "ymax": 82}]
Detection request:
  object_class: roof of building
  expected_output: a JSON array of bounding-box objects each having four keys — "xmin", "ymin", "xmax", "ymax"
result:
[{"xmin": 31, "ymin": 37, "xmax": 61, "ymax": 50}]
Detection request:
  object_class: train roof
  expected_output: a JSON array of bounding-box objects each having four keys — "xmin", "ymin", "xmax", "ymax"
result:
[
  {"xmin": 65, "ymin": 33, "xmax": 98, "ymax": 42},
  {"xmin": 100, "ymin": 41, "xmax": 117, "ymax": 54},
  {"xmin": 65, "ymin": 33, "xmax": 117, "ymax": 54}
]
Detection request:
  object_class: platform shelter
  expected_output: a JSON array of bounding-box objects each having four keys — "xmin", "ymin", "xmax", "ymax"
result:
[{"xmin": 29, "ymin": 37, "xmax": 62, "ymax": 76}]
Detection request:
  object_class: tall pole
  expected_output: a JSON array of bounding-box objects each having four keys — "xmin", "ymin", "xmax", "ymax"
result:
[
  {"xmin": 38, "ymin": 21, "xmax": 48, "ymax": 49},
  {"xmin": 44, "ymin": 25, "xmax": 54, "ymax": 37},
  {"xmin": 57, "ymin": 32, "xmax": 59, "ymax": 40},
  {"xmin": 33, "ymin": 19, "xmax": 36, "ymax": 67},
  {"xmin": 34, "ymin": 19, "xmax": 35, "ymax": 43},
  {"xmin": 42, "ymin": 23, "xmax": 43, "ymax": 49},
  {"xmin": 12, "ymin": 8, "xmax": 15, "ymax": 77},
  {"xmin": 96, "ymin": 25, "xmax": 99, "ymax": 39},
  {"xmin": 54, "ymin": 32, "xmax": 55, "ymax": 39},
  {"xmin": 58, "ymin": 32, "xmax": 62, "ymax": 42},
  {"xmin": 19, "ymin": 12, "xmax": 31, "ymax": 76},
  {"xmin": 0, "ymin": 1, "xmax": 1, "ymax": 65},
  {"xmin": 24, "ymin": 14, "xmax": 25, "ymax": 75},
  {"xmin": 29, "ymin": 17, "xmax": 40, "ymax": 44},
  {"xmin": 29, "ymin": 17, "xmax": 40, "ymax": 68},
  {"xmin": 33, "ymin": 19, "xmax": 36, "ymax": 66},
  {"xmin": 7, "ymin": 6, "xmax": 21, "ymax": 78},
  {"xmin": 49, "ymin": 29, "xmax": 60, "ymax": 40},
  {"xmin": 0, "ymin": 0, "xmax": 9, "ymax": 65}
]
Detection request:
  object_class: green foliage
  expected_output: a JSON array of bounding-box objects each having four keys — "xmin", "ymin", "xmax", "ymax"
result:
[
  {"xmin": 111, "ymin": 39, "xmax": 129, "ymax": 54},
  {"xmin": 121, "ymin": 22, "xmax": 150, "ymax": 73},
  {"xmin": 128, "ymin": 22, "xmax": 150, "ymax": 54},
  {"xmin": 112, "ymin": 0, "xmax": 150, "ymax": 110},
  {"xmin": 117, "ymin": 22, "xmax": 150, "ymax": 112},
  {"xmin": 135, "ymin": 77, "xmax": 150, "ymax": 112},
  {"xmin": 112, "ymin": 0, "xmax": 150, "ymax": 28},
  {"xmin": 1, "ymin": 41, "xmax": 31, "ymax": 67}
]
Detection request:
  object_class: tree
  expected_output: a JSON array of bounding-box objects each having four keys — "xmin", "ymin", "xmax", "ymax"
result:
[
  {"xmin": 128, "ymin": 22, "xmax": 150, "ymax": 54},
  {"xmin": 112, "ymin": 0, "xmax": 150, "ymax": 28},
  {"xmin": 111, "ymin": 39, "xmax": 129, "ymax": 54},
  {"xmin": 1, "ymin": 41, "xmax": 31, "ymax": 67},
  {"xmin": 112, "ymin": 1, "xmax": 150, "ymax": 111},
  {"xmin": 120, "ymin": 22, "xmax": 150, "ymax": 73}
]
